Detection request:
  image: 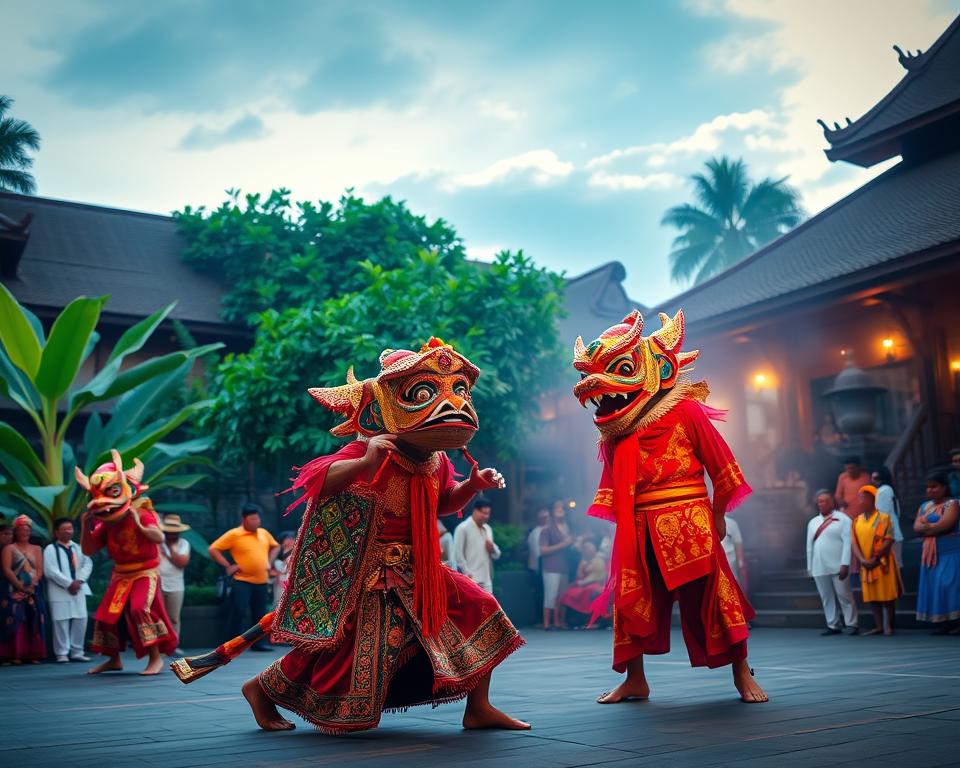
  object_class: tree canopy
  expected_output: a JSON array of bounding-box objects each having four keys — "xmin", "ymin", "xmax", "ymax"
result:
[
  {"xmin": 0, "ymin": 96, "xmax": 41, "ymax": 195},
  {"xmin": 662, "ymin": 156, "xmax": 804, "ymax": 285},
  {"xmin": 176, "ymin": 191, "xmax": 567, "ymax": 465}
]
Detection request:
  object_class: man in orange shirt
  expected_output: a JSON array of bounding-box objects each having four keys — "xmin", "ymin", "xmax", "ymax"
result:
[
  {"xmin": 209, "ymin": 504, "xmax": 280, "ymax": 651},
  {"xmin": 835, "ymin": 457, "xmax": 871, "ymax": 519}
]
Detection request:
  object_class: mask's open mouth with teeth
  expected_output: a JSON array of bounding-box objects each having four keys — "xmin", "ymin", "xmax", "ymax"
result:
[{"xmin": 590, "ymin": 389, "xmax": 642, "ymax": 423}]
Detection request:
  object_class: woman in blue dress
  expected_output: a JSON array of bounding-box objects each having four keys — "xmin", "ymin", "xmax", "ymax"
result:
[{"xmin": 914, "ymin": 472, "xmax": 960, "ymax": 633}]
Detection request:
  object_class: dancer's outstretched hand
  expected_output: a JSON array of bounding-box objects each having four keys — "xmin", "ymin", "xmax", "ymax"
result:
[
  {"xmin": 470, "ymin": 464, "xmax": 506, "ymax": 491},
  {"xmin": 363, "ymin": 434, "xmax": 398, "ymax": 468}
]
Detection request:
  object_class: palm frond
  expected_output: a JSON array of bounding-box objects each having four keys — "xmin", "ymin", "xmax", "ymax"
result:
[{"xmin": 0, "ymin": 168, "xmax": 36, "ymax": 194}]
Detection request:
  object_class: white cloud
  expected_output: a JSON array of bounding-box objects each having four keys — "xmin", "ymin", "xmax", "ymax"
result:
[
  {"xmin": 466, "ymin": 243, "xmax": 506, "ymax": 262},
  {"xmin": 587, "ymin": 171, "xmax": 682, "ymax": 191},
  {"xmin": 696, "ymin": 0, "xmax": 954, "ymax": 191},
  {"xmin": 446, "ymin": 149, "xmax": 573, "ymax": 190},
  {"xmin": 587, "ymin": 109, "xmax": 775, "ymax": 169},
  {"xmin": 479, "ymin": 100, "xmax": 525, "ymax": 122}
]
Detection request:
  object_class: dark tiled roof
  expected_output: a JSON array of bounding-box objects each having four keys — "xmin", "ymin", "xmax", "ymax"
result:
[
  {"xmin": 561, "ymin": 262, "xmax": 645, "ymax": 342},
  {"xmin": 654, "ymin": 149, "xmax": 960, "ymax": 329},
  {"xmin": 0, "ymin": 192, "xmax": 232, "ymax": 327},
  {"xmin": 822, "ymin": 15, "xmax": 960, "ymax": 165}
]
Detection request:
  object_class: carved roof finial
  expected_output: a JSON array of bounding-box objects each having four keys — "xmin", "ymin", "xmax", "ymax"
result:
[{"xmin": 893, "ymin": 44, "xmax": 926, "ymax": 71}]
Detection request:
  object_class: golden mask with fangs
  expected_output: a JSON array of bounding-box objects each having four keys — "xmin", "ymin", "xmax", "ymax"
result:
[
  {"xmin": 74, "ymin": 449, "xmax": 149, "ymax": 523},
  {"xmin": 573, "ymin": 309, "xmax": 699, "ymax": 439},
  {"xmin": 309, "ymin": 338, "xmax": 480, "ymax": 451}
]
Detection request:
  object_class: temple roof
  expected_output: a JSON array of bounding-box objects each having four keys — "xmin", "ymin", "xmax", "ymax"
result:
[
  {"xmin": 819, "ymin": 14, "xmax": 960, "ymax": 167},
  {"xmin": 0, "ymin": 192, "xmax": 234, "ymax": 329},
  {"xmin": 561, "ymin": 261, "xmax": 645, "ymax": 343},
  {"xmin": 654, "ymin": 147, "xmax": 960, "ymax": 332}
]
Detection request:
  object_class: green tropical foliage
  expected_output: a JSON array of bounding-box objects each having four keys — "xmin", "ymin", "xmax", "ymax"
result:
[
  {"xmin": 0, "ymin": 96, "xmax": 41, "ymax": 195},
  {"xmin": 177, "ymin": 190, "xmax": 567, "ymax": 465},
  {"xmin": 662, "ymin": 156, "xmax": 804, "ymax": 285},
  {"xmin": 0, "ymin": 285, "xmax": 223, "ymax": 534}
]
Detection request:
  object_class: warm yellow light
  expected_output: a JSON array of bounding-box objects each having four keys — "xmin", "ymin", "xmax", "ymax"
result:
[
  {"xmin": 952, "ymin": 360, "xmax": 960, "ymax": 372},
  {"xmin": 882, "ymin": 338, "xmax": 894, "ymax": 349},
  {"xmin": 753, "ymin": 373, "xmax": 767, "ymax": 387},
  {"xmin": 568, "ymin": 501, "xmax": 576, "ymax": 509}
]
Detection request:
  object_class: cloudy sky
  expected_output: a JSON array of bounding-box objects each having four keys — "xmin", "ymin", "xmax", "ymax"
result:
[{"xmin": 3, "ymin": 0, "xmax": 956, "ymax": 306}]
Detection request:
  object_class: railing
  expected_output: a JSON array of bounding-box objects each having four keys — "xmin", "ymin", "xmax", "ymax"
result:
[{"xmin": 885, "ymin": 402, "xmax": 936, "ymax": 529}]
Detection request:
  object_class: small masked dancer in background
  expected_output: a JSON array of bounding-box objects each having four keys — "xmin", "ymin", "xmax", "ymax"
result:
[
  {"xmin": 914, "ymin": 472, "xmax": 960, "ymax": 633},
  {"xmin": 852, "ymin": 485, "xmax": 902, "ymax": 636},
  {"xmin": 573, "ymin": 309, "xmax": 767, "ymax": 704},
  {"xmin": 44, "ymin": 517, "xmax": 93, "ymax": 662},
  {"xmin": 77, "ymin": 451, "xmax": 178, "ymax": 674}
]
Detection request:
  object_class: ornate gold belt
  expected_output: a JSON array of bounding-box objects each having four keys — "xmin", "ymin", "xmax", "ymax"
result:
[
  {"xmin": 634, "ymin": 483, "xmax": 708, "ymax": 510},
  {"xmin": 376, "ymin": 542, "xmax": 413, "ymax": 567}
]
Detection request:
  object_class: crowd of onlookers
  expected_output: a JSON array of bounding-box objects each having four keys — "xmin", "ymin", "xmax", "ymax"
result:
[
  {"xmin": 805, "ymin": 451, "xmax": 960, "ymax": 636},
  {"xmin": 4, "ymin": 449, "xmax": 958, "ymax": 664}
]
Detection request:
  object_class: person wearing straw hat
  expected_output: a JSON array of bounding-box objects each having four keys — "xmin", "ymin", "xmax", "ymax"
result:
[{"xmin": 159, "ymin": 514, "xmax": 191, "ymax": 653}]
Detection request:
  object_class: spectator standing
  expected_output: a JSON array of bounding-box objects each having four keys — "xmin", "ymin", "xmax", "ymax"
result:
[
  {"xmin": 914, "ymin": 472, "xmax": 960, "ymax": 633},
  {"xmin": 527, "ymin": 508, "xmax": 549, "ymax": 622},
  {"xmin": 43, "ymin": 517, "xmax": 93, "ymax": 662},
  {"xmin": 805, "ymin": 490, "xmax": 858, "ymax": 635},
  {"xmin": 948, "ymin": 449, "xmax": 960, "ymax": 499},
  {"xmin": 436, "ymin": 520, "xmax": 454, "ymax": 569},
  {"xmin": 453, "ymin": 499, "xmax": 500, "ymax": 592},
  {"xmin": 209, "ymin": 504, "xmax": 279, "ymax": 651},
  {"xmin": 852, "ymin": 486, "xmax": 902, "ymax": 635},
  {"xmin": 0, "ymin": 524, "xmax": 11, "ymax": 664},
  {"xmin": 720, "ymin": 515, "xmax": 747, "ymax": 590},
  {"xmin": 159, "ymin": 514, "xmax": 191, "ymax": 652},
  {"xmin": 835, "ymin": 457, "xmax": 871, "ymax": 519},
  {"xmin": 540, "ymin": 504, "xmax": 574, "ymax": 630},
  {"xmin": 872, "ymin": 467, "xmax": 904, "ymax": 565},
  {"xmin": 272, "ymin": 531, "xmax": 296, "ymax": 608},
  {"xmin": 0, "ymin": 515, "xmax": 47, "ymax": 663}
]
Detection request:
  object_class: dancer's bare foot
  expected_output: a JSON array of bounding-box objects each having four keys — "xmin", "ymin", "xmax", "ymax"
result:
[
  {"xmin": 863, "ymin": 628, "xmax": 883, "ymax": 636},
  {"xmin": 733, "ymin": 660, "xmax": 768, "ymax": 703},
  {"xmin": 242, "ymin": 677, "xmax": 295, "ymax": 731},
  {"xmin": 597, "ymin": 676, "xmax": 650, "ymax": 703},
  {"xmin": 140, "ymin": 655, "xmax": 164, "ymax": 676},
  {"xmin": 462, "ymin": 702, "xmax": 531, "ymax": 730},
  {"xmin": 87, "ymin": 656, "xmax": 123, "ymax": 675}
]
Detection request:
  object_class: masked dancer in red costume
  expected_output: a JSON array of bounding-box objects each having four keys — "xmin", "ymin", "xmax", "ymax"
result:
[
  {"xmin": 172, "ymin": 339, "xmax": 528, "ymax": 733},
  {"xmin": 77, "ymin": 450, "xmax": 178, "ymax": 675},
  {"xmin": 573, "ymin": 310, "xmax": 768, "ymax": 704}
]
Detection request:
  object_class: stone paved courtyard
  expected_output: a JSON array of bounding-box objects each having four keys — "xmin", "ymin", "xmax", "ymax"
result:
[{"xmin": 3, "ymin": 627, "xmax": 959, "ymax": 768}]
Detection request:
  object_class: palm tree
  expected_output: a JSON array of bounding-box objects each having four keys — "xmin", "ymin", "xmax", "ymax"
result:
[
  {"xmin": 0, "ymin": 96, "xmax": 41, "ymax": 194},
  {"xmin": 662, "ymin": 156, "xmax": 804, "ymax": 285}
]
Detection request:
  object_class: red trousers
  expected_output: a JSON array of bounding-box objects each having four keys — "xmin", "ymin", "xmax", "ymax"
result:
[
  {"xmin": 613, "ymin": 537, "xmax": 752, "ymax": 671},
  {"xmin": 90, "ymin": 570, "xmax": 177, "ymax": 658}
]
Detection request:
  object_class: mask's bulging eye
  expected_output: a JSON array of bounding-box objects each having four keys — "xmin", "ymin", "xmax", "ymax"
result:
[
  {"xmin": 405, "ymin": 381, "xmax": 438, "ymax": 404},
  {"xmin": 606, "ymin": 356, "xmax": 635, "ymax": 377},
  {"xmin": 453, "ymin": 380, "xmax": 470, "ymax": 398},
  {"xmin": 105, "ymin": 484, "xmax": 122, "ymax": 498}
]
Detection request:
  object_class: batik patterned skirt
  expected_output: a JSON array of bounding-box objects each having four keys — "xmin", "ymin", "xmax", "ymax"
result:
[
  {"xmin": 90, "ymin": 568, "xmax": 178, "ymax": 658},
  {"xmin": 259, "ymin": 563, "xmax": 523, "ymax": 733}
]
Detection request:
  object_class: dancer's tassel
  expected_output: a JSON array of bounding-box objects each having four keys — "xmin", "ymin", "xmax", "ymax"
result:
[{"xmin": 170, "ymin": 611, "xmax": 275, "ymax": 684}]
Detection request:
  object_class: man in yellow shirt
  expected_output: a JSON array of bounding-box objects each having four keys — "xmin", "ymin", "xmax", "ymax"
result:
[{"xmin": 209, "ymin": 504, "xmax": 280, "ymax": 651}]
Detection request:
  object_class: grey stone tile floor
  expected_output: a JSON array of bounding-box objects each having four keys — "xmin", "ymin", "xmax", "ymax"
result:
[{"xmin": 3, "ymin": 627, "xmax": 959, "ymax": 767}]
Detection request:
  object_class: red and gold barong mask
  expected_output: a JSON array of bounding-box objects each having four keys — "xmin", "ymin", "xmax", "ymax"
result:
[
  {"xmin": 573, "ymin": 309, "xmax": 699, "ymax": 439},
  {"xmin": 74, "ymin": 449, "xmax": 148, "ymax": 523},
  {"xmin": 309, "ymin": 337, "xmax": 480, "ymax": 451}
]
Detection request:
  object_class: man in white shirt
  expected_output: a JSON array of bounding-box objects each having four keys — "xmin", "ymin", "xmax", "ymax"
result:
[
  {"xmin": 159, "ymin": 514, "xmax": 192, "ymax": 653},
  {"xmin": 806, "ymin": 490, "xmax": 858, "ymax": 635},
  {"xmin": 526, "ymin": 507, "xmax": 549, "ymax": 573},
  {"xmin": 453, "ymin": 499, "xmax": 501, "ymax": 592},
  {"xmin": 44, "ymin": 517, "xmax": 93, "ymax": 662}
]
